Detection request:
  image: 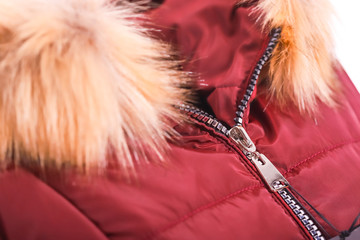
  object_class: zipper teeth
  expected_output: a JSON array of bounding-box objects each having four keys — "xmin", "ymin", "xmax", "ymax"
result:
[
  {"xmin": 181, "ymin": 28, "xmax": 282, "ymax": 131},
  {"xmin": 179, "ymin": 104, "xmax": 229, "ymax": 135},
  {"xmin": 181, "ymin": 105, "xmax": 326, "ymax": 239},
  {"xmin": 179, "ymin": 27, "xmax": 326, "ymax": 239},
  {"xmin": 279, "ymin": 189, "xmax": 325, "ymax": 240},
  {"xmin": 234, "ymin": 27, "xmax": 281, "ymax": 126}
]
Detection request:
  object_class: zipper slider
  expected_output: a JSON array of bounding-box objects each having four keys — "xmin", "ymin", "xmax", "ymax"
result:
[
  {"xmin": 229, "ymin": 126, "xmax": 289, "ymax": 192},
  {"xmin": 228, "ymin": 125, "xmax": 256, "ymax": 152}
]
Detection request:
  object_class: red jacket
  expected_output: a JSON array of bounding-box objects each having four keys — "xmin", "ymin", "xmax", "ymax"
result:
[{"xmin": 0, "ymin": 0, "xmax": 360, "ymax": 239}]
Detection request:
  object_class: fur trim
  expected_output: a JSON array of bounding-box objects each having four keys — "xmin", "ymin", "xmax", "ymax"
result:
[
  {"xmin": 0, "ymin": 0, "xmax": 188, "ymax": 173},
  {"xmin": 239, "ymin": 0, "xmax": 338, "ymax": 112}
]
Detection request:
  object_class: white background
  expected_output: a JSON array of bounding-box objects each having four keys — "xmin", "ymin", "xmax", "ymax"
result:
[{"xmin": 331, "ymin": 0, "xmax": 360, "ymax": 92}]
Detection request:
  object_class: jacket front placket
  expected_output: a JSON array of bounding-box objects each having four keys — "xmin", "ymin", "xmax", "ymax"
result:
[{"xmin": 179, "ymin": 28, "xmax": 328, "ymax": 240}]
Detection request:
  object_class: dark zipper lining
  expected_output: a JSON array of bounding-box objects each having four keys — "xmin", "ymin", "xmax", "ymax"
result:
[{"xmin": 179, "ymin": 28, "xmax": 327, "ymax": 239}]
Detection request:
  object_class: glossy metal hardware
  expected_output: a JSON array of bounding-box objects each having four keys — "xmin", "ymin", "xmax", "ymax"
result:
[
  {"xmin": 229, "ymin": 126, "xmax": 289, "ymax": 192},
  {"xmin": 228, "ymin": 126, "xmax": 256, "ymax": 152},
  {"xmin": 179, "ymin": 26, "xmax": 325, "ymax": 238},
  {"xmin": 250, "ymin": 153, "xmax": 289, "ymax": 192},
  {"xmin": 181, "ymin": 104, "xmax": 325, "ymax": 240}
]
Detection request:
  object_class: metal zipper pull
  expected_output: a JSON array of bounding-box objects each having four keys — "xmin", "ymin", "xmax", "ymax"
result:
[
  {"xmin": 229, "ymin": 126, "xmax": 288, "ymax": 192},
  {"xmin": 249, "ymin": 152, "xmax": 289, "ymax": 191},
  {"xmin": 228, "ymin": 125, "xmax": 256, "ymax": 152}
]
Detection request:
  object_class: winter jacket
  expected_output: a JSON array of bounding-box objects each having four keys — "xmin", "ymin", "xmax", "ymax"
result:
[{"xmin": 0, "ymin": 0, "xmax": 360, "ymax": 240}]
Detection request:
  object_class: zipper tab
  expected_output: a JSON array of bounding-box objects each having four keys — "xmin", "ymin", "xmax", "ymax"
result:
[
  {"xmin": 229, "ymin": 126, "xmax": 288, "ymax": 192},
  {"xmin": 249, "ymin": 153, "xmax": 289, "ymax": 192}
]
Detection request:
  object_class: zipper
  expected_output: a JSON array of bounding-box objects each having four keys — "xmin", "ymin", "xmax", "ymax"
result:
[
  {"xmin": 229, "ymin": 124, "xmax": 326, "ymax": 240},
  {"xmin": 279, "ymin": 188, "xmax": 325, "ymax": 240},
  {"xmin": 180, "ymin": 105, "xmax": 326, "ymax": 240},
  {"xmin": 228, "ymin": 125, "xmax": 288, "ymax": 191},
  {"xmin": 178, "ymin": 28, "xmax": 326, "ymax": 239},
  {"xmin": 235, "ymin": 28, "xmax": 281, "ymax": 126}
]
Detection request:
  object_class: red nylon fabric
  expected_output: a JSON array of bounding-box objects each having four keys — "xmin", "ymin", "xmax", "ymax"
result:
[
  {"xmin": 149, "ymin": 0, "xmax": 266, "ymax": 127},
  {"xmin": 1, "ymin": 1, "xmax": 360, "ymax": 240}
]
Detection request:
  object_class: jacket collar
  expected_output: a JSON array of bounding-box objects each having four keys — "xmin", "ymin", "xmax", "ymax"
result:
[{"xmin": 150, "ymin": 0, "xmax": 268, "ymax": 127}]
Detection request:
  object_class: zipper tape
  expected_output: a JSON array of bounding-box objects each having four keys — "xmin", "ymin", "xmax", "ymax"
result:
[
  {"xmin": 179, "ymin": 28, "xmax": 329, "ymax": 239},
  {"xmin": 181, "ymin": 104, "xmax": 326, "ymax": 239}
]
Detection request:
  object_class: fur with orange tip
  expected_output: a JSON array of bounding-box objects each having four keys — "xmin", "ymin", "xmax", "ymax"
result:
[
  {"xmin": 0, "ymin": 0, "xmax": 189, "ymax": 174},
  {"xmin": 238, "ymin": 0, "xmax": 338, "ymax": 113}
]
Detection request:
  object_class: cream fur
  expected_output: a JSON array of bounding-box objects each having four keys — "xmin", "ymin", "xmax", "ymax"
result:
[
  {"xmin": 0, "ymin": 0, "xmax": 188, "ymax": 172},
  {"xmin": 239, "ymin": 0, "xmax": 338, "ymax": 112}
]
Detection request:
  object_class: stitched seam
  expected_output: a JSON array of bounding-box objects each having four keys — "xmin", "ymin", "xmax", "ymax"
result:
[
  {"xmin": 146, "ymin": 184, "xmax": 263, "ymax": 240},
  {"xmin": 190, "ymin": 120, "xmax": 261, "ymax": 181},
  {"xmin": 284, "ymin": 138, "xmax": 360, "ymax": 175},
  {"xmin": 36, "ymin": 179, "xmax": 109, "ymax": 239},
  {"xmin": 179, "ymin": 122, "xmax": 360, "ymax": 239}
]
